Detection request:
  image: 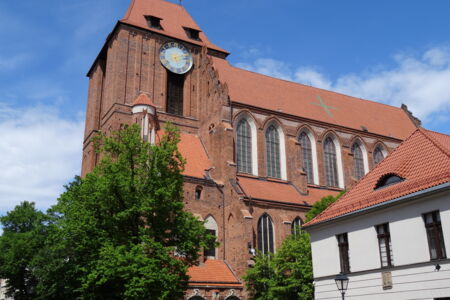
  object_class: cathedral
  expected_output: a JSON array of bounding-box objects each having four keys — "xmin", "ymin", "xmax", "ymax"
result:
[{"xmin": 81, "ymin": 0, "xmax": 420, "ymax": 299}]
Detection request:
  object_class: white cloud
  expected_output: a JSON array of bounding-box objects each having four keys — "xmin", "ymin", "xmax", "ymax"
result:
[
  {"xmin": 237, "ymin": 46, "xmax": 450, "ymax": 125},
  {"xmin": 0, "ymin": 104, "xmax": 84, "ymax": 213}
]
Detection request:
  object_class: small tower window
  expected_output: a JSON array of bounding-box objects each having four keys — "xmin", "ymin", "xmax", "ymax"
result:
[
  {"xmin": 195, "ymin": 186, "xmax": 203, "ymax": 200},
  {"xmin": 184, "ymin": 27, "xmax": 201, "ymax": 41},
  {"xmin": 145, "ymin": 16, "xmax": 162, "ymax": 30},
  {"xmin": 166, "ymin": 71, "xmax": 184, "ymax": 115}
]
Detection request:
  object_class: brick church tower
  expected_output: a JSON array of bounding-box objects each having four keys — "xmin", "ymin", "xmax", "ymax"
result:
[{"xmin": 82, "ymin": 0, "xmax": 419, "ymax": 298}]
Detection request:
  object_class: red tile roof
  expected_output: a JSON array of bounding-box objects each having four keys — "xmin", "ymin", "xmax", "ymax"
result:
[
  {"xmin": 132, "ymin": 93, "xmax": 156, "ymax": 107},
  {"xmin": 156, "ymin": 131, "xmax": 212, "ymax": 179},
  {"xmin": 187, "ymin": 260, "xmax": 242, "ymax": 287},
  {"xmin": 237, "ymin": 176, "xmax": 339, "ymax": 206},
  {"xmin": 122, "ymin": 0, "xmax": 228, "ymax": 54},
  {"xmin": 211, "ymin": 57, "xmax": 417, "ymax": 140},
  {"xmin": 304, "ymin": 128, "xmax": 450, "ymax": 227}
]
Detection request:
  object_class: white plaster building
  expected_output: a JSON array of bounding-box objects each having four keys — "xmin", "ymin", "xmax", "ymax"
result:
[{"xmin": 304, "ymin": 128, "xmax": 450, "ymax": 300}]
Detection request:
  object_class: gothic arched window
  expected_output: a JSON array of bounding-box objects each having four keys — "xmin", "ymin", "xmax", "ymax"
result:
[
  {"xmin": 351, "ymin": 142, "xmax": 365, "ymax": 180},
  {"xmin": 374, "ymin": 146, "xmax": 385, "ymax": 165},
  {"xmin": 236, "ymin": 118, "xmax": 253, "ymax": 174},
  {"xmin": 204, "ymin": 216, "xmax": 218, "ymax": 259},
  {"xmin": 291, "ymin": 217, "xmax": 303, "ymax": 236},
  {"xmin": 266, "ymin": 125, "xmax": 281, "ymax": 178},
  {"xmin": 299, "ymin": 132, "xmax": 313, "ymax": 184},
  {"xmin": 257, "ymin": 214, "xmax": 274, "ymax": 254},
  {"xmin": 324, "ymin": 137, "xmax": 339, "ymax": 187}
]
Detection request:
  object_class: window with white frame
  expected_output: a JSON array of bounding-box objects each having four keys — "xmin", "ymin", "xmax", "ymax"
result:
[
  {"xmin": 204, "ymin": 216, "xmax": 218, "ymax": 259},
  {"xmin": 337, "ymin": 233, "xmax": 350, "ymax": 273},
  {"xmin": 266, "ymin": 125, "xmax": 281, "ymax": 178},
  {"xmin": 257, "ymin": 214, "xmax": 275, "ymax": 254},
  {"xmin": 236, "ymin": 118, "xmax": 253, "ymax": 174},
  {"xmin": 423, "ymin": 211, "xmax": 447, "ymax": 260},
  {"xmin": 324, "ymin": 137, "xmax": 339, "ymax": 187},
  {"xmin": 299, "ymin": 132, "xmax": 314, "ymax": 184}
]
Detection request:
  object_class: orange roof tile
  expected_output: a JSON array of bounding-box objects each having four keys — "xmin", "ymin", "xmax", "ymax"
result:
[
  {"xmin": 132, "ymin": 93, "xmax": 156, "ymax": 107},
  {"xmin": 187, "ymin": 260, "xmax": 242, "ymax": 287},
  {"xmin": 156, "ymin": 131, "xmax": 212, "ymax": 179},
  {"xmin": 237, "ymin": 176, "xmax": 338, "ymax": 206},
  {"xmin": 122, "ymin": 0, "xmax": 228, "ymax": 54},
  {"xmin": 212, "ymin": 57, "xmax": 417, "ymax": 140},
  {"xmin": 305, "ymin": 128, "xmax": 450, "ymax": 227}
]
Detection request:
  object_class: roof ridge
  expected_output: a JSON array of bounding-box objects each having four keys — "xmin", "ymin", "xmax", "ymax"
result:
[
  {"xmin": 419, "ymin": 128, "xmax": 450, "ymax": 157},
  {"xmin": 223, "ymin": 59, "xmax": 406, "ymax": 112}
]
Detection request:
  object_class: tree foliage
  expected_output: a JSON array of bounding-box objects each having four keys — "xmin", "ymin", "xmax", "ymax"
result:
[
  {"xmin": 0, "ymin": 124, "xmax": 213, "ymax": 299},
  {"xmin": 0, "ymin": 202, "xmax": 48, "ymax": 299},
  {"xmin": 244, "ymin": 191, "xmax": 345, "ymax": 300},
  {"xmin": 305, "ymin": 191, "xmax": 345, "ymax": 223}
]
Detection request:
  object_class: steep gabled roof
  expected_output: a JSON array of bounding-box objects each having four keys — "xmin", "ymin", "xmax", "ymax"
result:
[
  {"xmin": 304, "ymin": 128, "xmax": 450, "ymax": 227},
  {"xmin": 212, "ymin": 57, "xmax": 417, "ymax": 140},
  {"xmin": 122, "ymin": 0, "xmax": 228, "ymax": 54}
]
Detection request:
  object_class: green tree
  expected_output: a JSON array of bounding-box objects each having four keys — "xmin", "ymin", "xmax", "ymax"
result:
[
  {"xmin": 305, "ymin": 191, "xmax": 345, "ymax": 222},
  {"xmin": 0, "ymin": 201, "xmax": 48, "ymax": 300},
  {"xmin": 244, "ymin": 191, "xmax": 344, "ymax": 300},
  {"xmin": 30, "ymin": 123, "xmax": 213, "ymax": 299}
]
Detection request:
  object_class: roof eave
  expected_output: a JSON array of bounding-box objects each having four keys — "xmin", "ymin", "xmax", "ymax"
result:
[{"xmin": 303, "ymin": 181, "xmax": 450, "ymax": 230}]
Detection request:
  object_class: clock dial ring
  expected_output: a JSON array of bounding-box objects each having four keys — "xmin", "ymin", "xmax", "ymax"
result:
[{"xmin": 159, "ymin": 42, "xmax": 193, "ymax": 74}]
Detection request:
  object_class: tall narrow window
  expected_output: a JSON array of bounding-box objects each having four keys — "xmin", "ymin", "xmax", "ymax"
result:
[
  {"xmin": 351, "ymin": 142, "xmax": 365, "ymax": 180},
  {"xmin": 337, "ymin": 233, "xmax": 350, "ymax": 273},
  {"xmin": 291, "ymin": 217, "xmax": 302, "ymax": 236},
  {"xmin": 376, "ymin": 223, "xmax": 394, "ymax": 268},
  {"xmin": 266, "ymin": 125, "xmax": 281, "ymax": 178},
  {"xmin": 299, "ymin": 132, "xmax": 313, "ymax": 184},
  {"xmin": 324, "ymin": 137, "xmax": 339, "ymax": 187},
  {"xmin": 423, "ymin": 211, "xmax": 447, "ymax": 260},
  {"xmin": 374, "ymin": 146, "xmax": 385, "ymax": 165},
  {"xmin": 166, "ymin": 71, "xmax": 184, "ymax": 115},
  {"xmin": 204, "ymin": 229, "xmax": 216, "ymax": 258},
  {"xmin": 236, "ymin": 119, "xmax": 253, "ymax": 174},
  {"xmin": 204, "ymin": 216, "xmax": 218, "ymax": 259},
  {"xmin": 257, "ymin": 214, "xmax": 274, "ymax": 255}
]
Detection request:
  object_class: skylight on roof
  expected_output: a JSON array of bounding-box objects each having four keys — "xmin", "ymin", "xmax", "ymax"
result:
[
  {"xmin": 184, "ymin": 27, "xmax": 201, "ymax": 41},
  {"xmin": 374, "ymin": 173, "xmax": 404, "ymax": 190},
  {"xmin": 145, "ymin": 16, "xmax": 163, "ymax": 30}
]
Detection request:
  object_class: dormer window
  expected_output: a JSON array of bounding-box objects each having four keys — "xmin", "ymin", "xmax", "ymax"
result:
[
  {"xmin": 145, "ymin": 16, "xmax": 162, "ymax": 30},
  {"xmin": 184, "ymin": 27, "xmax": 201, "ymax": 41},
  {"xmin": 375, "ymin": 173, "xmax": 404, "ymax": 190}
]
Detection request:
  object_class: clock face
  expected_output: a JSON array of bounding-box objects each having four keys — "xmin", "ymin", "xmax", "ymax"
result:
[{"xmin": 159, "ymin": 42, "xmax": 193, "ymax": 74}]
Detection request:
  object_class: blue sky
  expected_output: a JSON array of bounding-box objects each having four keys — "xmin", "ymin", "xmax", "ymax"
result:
[{"xmin": 0, "ymin": 0, "xmax": 449, "ymax": 215}]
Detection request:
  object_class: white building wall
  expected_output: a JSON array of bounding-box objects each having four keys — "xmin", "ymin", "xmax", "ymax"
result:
[{"xmin": 310, "ymin": 189, "xmax": 450, "ymax": 300}]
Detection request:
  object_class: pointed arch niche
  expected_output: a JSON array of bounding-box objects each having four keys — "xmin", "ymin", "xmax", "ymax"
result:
[
  {"xmin": 373, "ymin": 143, "xmax": 388, "ymax": 165},
  {"xmin": 204, "ymin": 216, "xmax": 218, "ymax": 259},
  {"xmin": 298, "ymin": 128, "xmax": 319, "ymax": 185},
  {"xmin": 234, "ymin": 113, "xmax": 258, "ymax": 176},
  {"xmin": 264, "ymin": 120, "xmax": 287, "ymax": 180},
  {"xmin": 322, "ymin": 133, "xmax": 344, "ymax": 189}
]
